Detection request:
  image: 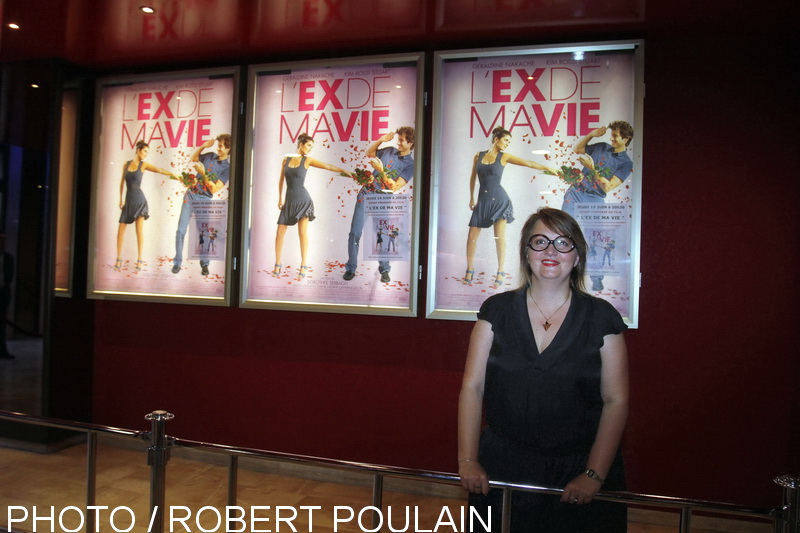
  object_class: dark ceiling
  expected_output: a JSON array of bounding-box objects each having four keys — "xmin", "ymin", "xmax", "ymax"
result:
[{"xmin": 0, "ymin": 0, "xmax": 655, "ymax": 70}]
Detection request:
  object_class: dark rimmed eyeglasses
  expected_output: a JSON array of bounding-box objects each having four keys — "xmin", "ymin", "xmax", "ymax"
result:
[{"xmin": 527, "ymin": 234, "xmax": 576, "ymax": 253}]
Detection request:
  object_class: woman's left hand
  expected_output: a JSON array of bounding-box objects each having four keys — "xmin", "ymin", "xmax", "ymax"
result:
[{"xmin": 560, "ymin": 473, "xmax": 602, "ymax": 505}]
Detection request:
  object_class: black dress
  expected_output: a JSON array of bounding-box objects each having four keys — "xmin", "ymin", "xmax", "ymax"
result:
[
  {"xmin": 277, "ymin": 156, "xmax": 315, "ymax": 225},
  {"xmin": 468, "ymin": 151, "xmax": 514, "ymax": 228},
  {"xmin": 118, "ymin": 160, "xmax": 149, "ymax": 224},
  {"xmin": 469, "ymin": 289, "xmax": 628, "ymax": 533}
]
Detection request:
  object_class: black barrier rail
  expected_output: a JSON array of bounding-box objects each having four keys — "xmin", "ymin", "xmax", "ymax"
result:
[{"xmin": 0, "ymin": 409, "xmax": 797, "ymax": 533}]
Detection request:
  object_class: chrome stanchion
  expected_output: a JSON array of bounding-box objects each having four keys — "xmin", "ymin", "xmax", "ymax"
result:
[
  {"xmin": 85, "ymin": 432, "xmax": 97, "ymax": 533},
  {"xmin": 227, "ymin": 455, "xmax": 239, "ymax": 532},
  {"xmin": 501, "ymin": 487, "xmax": 512, "ymax": 533},
  {"xmin": 372, "ymin": 473, "xmax": 384, "ymax": 530},
  {"xmin": 775, "ymin": 475, "xmax": 800, "ymax": 533},
  {"xmin": 679, "ymin": 505, "xmax": 692, "ymax": 533},
  {"xmin": 145, "ymin": 410, "xmax": 174, "ymax": 533}
]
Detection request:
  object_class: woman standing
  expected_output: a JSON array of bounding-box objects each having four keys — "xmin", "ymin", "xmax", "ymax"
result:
[
  {"xmin": 464, "ymin": 127, "xmax": 556, "ymax": 289},
  {"xmin": 273, "ymin": 134, "xmax": 348, "ymax": 281},
  {"xmin": 116, "ymin": 141, "xmax": 177, "ymax": 273},
  {"xmin": 458, "ymin": 207, "xmax": 629, "ymax": 532}
]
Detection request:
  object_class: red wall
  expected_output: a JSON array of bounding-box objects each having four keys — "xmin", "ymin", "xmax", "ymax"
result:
[{"xmin": 31, "ymin": 0, "xmax": 799, "ymax": 509}]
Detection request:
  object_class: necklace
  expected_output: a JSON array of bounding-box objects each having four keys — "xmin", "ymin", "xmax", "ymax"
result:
[{"xmin": 529, "ymin": 290, "xmax": 570, "ymax": 331}]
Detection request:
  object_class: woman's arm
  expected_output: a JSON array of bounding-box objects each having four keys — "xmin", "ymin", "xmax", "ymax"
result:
[
  {"xmin": 503, "ymin": 153, "xmax": 558, "ymax": 175},
  {"xmin": 468, "ymin": 153, "xmax": 479, "ymax": 210},
  {"xmin": 307, "ymin": 157, "xmax": 346, "ymax": 174},
  {"xmin": 142, "ymin": 161, "xmax": 178, "ymax": 179},
  {"xmin": 561, "ymin": 332, "xmax": 629, "ymax": 504},
  {"xmin": 458, "ymin": 319, "xmax": 493, "ymax": 495}
]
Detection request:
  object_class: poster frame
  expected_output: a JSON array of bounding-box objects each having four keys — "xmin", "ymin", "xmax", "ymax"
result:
[
  {"xmin": 86, "ymin": 66, "xmax": 241, "ymax": 306},
  {"xmin": 239, "ymin": 53, "xmax": 425, "ymax": 317},
  {"xmin": 54, "ymin": 86, "xmax": 80, "ymax": 297},
  {"xmin": 426, "ymin": 40, "xmax": 644, "ymax": 327}
]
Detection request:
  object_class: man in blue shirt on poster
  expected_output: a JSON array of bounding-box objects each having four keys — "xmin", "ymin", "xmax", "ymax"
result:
[
  {"xmin": 343, "ymin": 127, "xmax": 415, "ymax": 283},
  {"xmin": 561, "ymin": 121, "xmax": 633, "ymax": 291},
  {"xmin": 172, "ymin": 134, "xmax": 231, "ymax": 277}
]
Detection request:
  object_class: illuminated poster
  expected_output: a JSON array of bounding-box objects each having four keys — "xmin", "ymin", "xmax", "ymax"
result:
[
  {"xmin": 242, "ymin": 55, "xmax": 422, "ymax": 316},
  {"xmin": 428, "ymin": 43, "xmax": 643, "ymax": 325},
  {"xmin": 88, "ymin": 68, "xmax": 237, "ymax": 303}
]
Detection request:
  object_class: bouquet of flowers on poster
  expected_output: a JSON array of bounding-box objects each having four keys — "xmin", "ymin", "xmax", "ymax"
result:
[
  {"xmin": 90, "ymin": 73, "xmax": 235, "ymax": 299},
  {"xmin": 245, "ymin": 60, "xmax": 418, "ymax": 310},
  {"xmin": 432, "ymin": 48, "xmax": 638, "ymax": 321}
]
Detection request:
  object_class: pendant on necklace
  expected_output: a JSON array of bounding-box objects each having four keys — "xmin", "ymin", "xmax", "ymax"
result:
[{"xmin": 543, "ymin": 321, "xmax": 552, "ymax": 331}]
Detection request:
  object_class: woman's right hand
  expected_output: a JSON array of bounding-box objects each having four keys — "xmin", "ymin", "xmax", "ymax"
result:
[
  {"xmin": 459, "ymin": 460, "xmax": 489, "ymax": 495},
  {"xmin": 469, "ymin": 199, "xmax": 475, "ymax": 211},
  {"xmin": 119, "ymin": 201, "xmax": 124, "ymax": 209},
  {"xmin": 278, "ymin": 200, "xmax": 284, "ymax": 210}
]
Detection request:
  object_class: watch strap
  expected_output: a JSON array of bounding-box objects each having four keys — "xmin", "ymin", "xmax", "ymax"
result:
[{"xmin": 583, "ymin": 468, "xmax": 605, "ymax": 484}]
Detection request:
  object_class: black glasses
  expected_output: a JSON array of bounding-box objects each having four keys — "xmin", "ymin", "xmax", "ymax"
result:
[{"xmin": 527, "ymin": 234, "xmax": 576, "ymax": 253}]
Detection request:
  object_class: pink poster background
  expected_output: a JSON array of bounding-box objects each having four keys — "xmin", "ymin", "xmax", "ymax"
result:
[
  {"xmin": 89, "ymin": 73, "xmax": 235, "ymax": 300},
  {"xmin": 244, "ymin": 59, "xmax": 419, "ymax": 312},
  {"xmin": 431, "ymin": 48, "xmax": 637, "ymax": 320}
]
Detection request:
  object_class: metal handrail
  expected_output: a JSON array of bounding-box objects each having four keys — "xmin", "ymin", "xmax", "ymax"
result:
[{"xmin": 0, "ymin": 409, "xmax": 795, "ymax": 533}]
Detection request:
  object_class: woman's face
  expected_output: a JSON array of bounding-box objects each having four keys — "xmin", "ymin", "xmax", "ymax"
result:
[
  {"xmin": 494, "ymin": 134, "xmax": 511, "ymax": 151},
  {"xmin": 526, "ymin": 220, "xmax": 578, "ymax": 284},
  {"xmin": 299, "ymin": 140, "xmax": 314, "ymax": 155},
  {"xmin": 137, "ymin": 146, "xmax": 150, "ymax": 159}
]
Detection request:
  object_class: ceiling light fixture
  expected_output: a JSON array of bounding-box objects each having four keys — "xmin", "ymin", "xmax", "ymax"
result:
[
  {"xmin": 7, "ymin": 23, "xmax": 20, "ymax": 29},
  {"xmin": 140, "ymin": 6, "xmax": 155, "ymax": 14}
]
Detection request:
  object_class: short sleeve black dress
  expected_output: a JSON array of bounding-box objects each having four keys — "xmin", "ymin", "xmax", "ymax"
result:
[{"xmin": 469, "ymin": 289, "xmax": 628, "ymax": 533}]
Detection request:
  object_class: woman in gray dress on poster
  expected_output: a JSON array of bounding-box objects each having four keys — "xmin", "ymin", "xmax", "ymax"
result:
[
  {"xmin": 464, "ymin": 127, "xmax": 556, "ymax": 289},
  {"xmin": 116, "ymin": 141, "xmax": 178, "ymax": 273},
  {"xmin": 273, "ymin": 134, "xmax": 348, "ymax": 281}
]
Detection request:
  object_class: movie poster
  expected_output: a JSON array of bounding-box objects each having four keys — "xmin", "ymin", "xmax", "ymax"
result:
[
  {"xmin": 242, "ymin": 55, "xmax": 422, "ymax": 315},
  {"xmin": 428, "ymin": 43, "xmax": 643, "ymax": 325},
  {"xmin": 88, "ymin": 69, "xmax": 237, "ymax": 303}
]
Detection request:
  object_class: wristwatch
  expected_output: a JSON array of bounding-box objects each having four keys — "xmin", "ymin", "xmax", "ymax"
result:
[{"xmin": 583, "ymin": 468, "xmax": 605, "ymax": 484}]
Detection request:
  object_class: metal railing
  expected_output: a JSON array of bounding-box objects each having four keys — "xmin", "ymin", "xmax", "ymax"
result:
[{"xmin": 1, "ymin": 409, "xmax": 797, "ymax": 533}]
